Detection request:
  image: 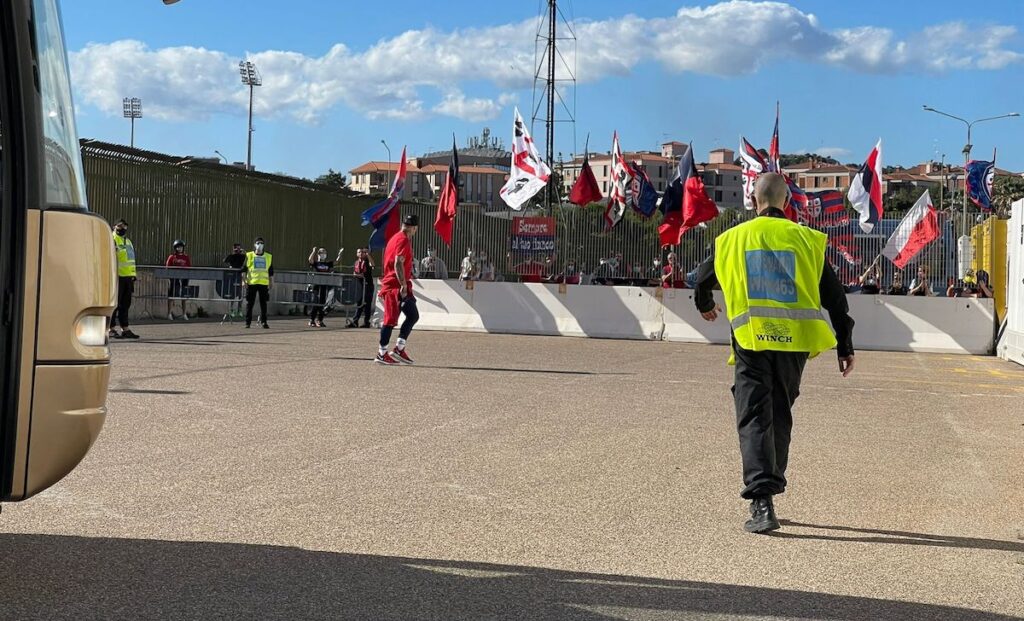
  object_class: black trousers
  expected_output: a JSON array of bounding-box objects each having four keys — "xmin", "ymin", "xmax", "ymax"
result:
[
  {"xmin": 310, "ymin": 285, "xmax": 330, "ymax": 322},
  {"xmin": 731, "ymin": 342, "xmax": 808, "ymax": 500},
  {"xmin": 111, "ymin": 276, "xmax": 134, "ymax": 329},
  {"xmin": 353, "ymin": 283, "xmax": 374, "ymax": 325},
  {"xmin": 245, "ymin": 284, "xmax": 269, "ymax": 325}
]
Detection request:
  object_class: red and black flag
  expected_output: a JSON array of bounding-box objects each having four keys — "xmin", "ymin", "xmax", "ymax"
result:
[{"xmin": 434, "ymin": 135, "xmax": 459, "ymax": 246}]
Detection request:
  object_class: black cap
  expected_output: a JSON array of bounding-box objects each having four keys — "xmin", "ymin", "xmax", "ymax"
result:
[
  {"xmin": 115, "ymin": 219, "xmax": 128, "ymax": 226},
  {"xmin": 254, "ymin": 237, "xmax": 265, "ymax": 243},
  {"xmin": 403, "ymin": 214, "xmax": 419, "ymax": 226}
]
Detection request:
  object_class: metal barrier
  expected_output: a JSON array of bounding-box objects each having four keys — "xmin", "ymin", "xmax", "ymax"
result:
[{"xmin": 132, "ymin": 266, "xmax": 367, "ymax": 323}]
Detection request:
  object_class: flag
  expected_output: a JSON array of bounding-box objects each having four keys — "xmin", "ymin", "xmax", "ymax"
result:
[
  {"xmin": 804, "ymin": 190, "xmax": 850, "ymax": 228},
  {"xmin": 658, "ymin": 144, "xmax": 718, "ymax": 246},
  {"xmin": 568, "ymin": 139, "xmax": 602, "ymax": 206},
  {"xmin": 629, "ymin": 162, "xmax": 659, "ymax": 217},
  {"xmin": 767, "ymin": 101, "xmax": 780, "ymax": 173},
  {"xmin": 966, "ymin": 160, "xmax": 995, "ymax": 212},
  {"xmin": 848, "ymin": 139, "xmax": 883, "ymax": 233},
  {"xmin": 361, "ymin": 146, "xmax": 407, "ymax": 250},
  {"xmin": 500, "ymin": 107, "xmax": 551, "ymax": 210},
  {"xmin": 784, "ymin": 175, "xmax": 805, "ymax": 223},
  {"xmin": 882, "ymin": 190, "xmax": 940, "ymax": 269},
  {"xmin": 434, "ymin": 136, "xmax": 459, "ymax": 246},
  {"xmin": 739, "ymin": 136, "xmax": 766, "ymax": 210},
  {"xmin": 604, "ymin": 131, "xmax": 633, "ymax": 230},
  {"xmin": 828, "ymin": 233, "xmax": 861, "ymax": 267}
]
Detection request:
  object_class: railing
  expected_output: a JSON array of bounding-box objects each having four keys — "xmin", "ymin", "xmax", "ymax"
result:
[{"xmin": 130, "ymin": 265, "xmax": 368, "ymax": 322}]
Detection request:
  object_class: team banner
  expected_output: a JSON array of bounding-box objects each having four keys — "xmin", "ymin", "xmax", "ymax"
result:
[
  {"xmin": 966, "ymin": 160, "xmax": 995, "ymax": 212},
  {"xmin": 510, "ymin": 216, "xmax": 556, "ymax": 253},
  {"xmin": 500, "ymin": 107, "xmax": 552, "ymax": 211}
]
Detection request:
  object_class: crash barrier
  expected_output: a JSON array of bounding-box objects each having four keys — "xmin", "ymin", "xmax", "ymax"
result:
[
  {"xmin": 998, "ymin": 200, "xmax": 1024, "ymax": 367},
  {"xmin": 129, "ymin": 266, "xmax": 366, "ymax": 322},
  {"xmin": 388, "ymin": 279, "xmax": 996, "ymax": 355}
]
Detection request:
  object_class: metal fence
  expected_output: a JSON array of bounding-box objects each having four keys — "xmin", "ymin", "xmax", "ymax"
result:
[
  {"xmin": 82, "ymin": 140, "xmax": 376, "ymax": 270},
  {"xmin": 393, "ymin": 201, "xmax": 966, "ymax": 293}
]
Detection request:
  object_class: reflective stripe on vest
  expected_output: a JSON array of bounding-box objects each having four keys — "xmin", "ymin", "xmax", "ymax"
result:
[
  {"xmin": 246, "ymin": 251, "xmax": 272, "ymax": 285},
  {"xmin": 714, "ymin": 216, "xmax": 837, "ymax": 360},
  {"xmin": 113, "ymin": 233, "xmax": 137, "ymax": 277}
]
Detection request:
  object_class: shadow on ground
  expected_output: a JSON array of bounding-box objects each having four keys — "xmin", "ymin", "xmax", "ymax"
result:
[{"xmin": 0, "ymin": 533, "xmax": 1016, "ymax": 620}]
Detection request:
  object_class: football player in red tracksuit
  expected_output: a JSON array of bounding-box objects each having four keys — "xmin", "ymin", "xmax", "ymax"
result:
[{"xmin": 376, "ymin": 214, "xmax": 420, "ymax": 365}]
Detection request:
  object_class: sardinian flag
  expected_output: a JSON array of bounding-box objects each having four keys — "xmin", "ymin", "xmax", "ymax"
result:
[
  {"xmin": 604, "ymin": 131, "xmax": 633, "ymax": 230},
  {"xmin": 500, "ymin": 107, "xmax": 551, "ymax": 211},
  {"xmin": 848, "ymin": 139, "xmax": 883, "ymax": 233},
  {"xmin": 739, "ymin": 136, "xmax": 766, "ymax": 210},
  {"xmin": 966, "ymin": 160, "xmax": 995, "ymax": 212},
  {"xmin": 804, "ymin": 190, "xmax": 850, "ymax": 228},
  {"xmin": 882, "ymin": 190, "xmax": 940, "ymax": 269}
]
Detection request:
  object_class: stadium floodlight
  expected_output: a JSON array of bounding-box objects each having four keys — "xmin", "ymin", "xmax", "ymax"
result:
[
  {"xmin": 240, "ymin": 61, "xmax": 262, "ymax": 170},
  {"xmin": 122, "ymin": 97, "xmax": 142, "ymax": 148}
]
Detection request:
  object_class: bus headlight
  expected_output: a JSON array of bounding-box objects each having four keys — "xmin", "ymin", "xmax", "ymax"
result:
[{"xmin": 75, "ymin": 315, "xmax": 109, "ymax": 347}]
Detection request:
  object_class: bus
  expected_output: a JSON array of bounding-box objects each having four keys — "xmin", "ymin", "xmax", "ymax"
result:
[{"xmin": 1, "ymin": 0, "xmax": 114, "ymax": 503}]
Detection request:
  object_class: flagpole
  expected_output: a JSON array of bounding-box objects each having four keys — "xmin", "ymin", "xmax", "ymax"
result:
[{"xmin": 545, "ymin": 0, "xmax": 557, "ymax": 215}]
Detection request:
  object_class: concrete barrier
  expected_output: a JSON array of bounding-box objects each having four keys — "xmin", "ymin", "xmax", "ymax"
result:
[
  {"xmin": 402, "ymin": 280, "xmax": 995, "ymax": 355},
  {"xmin": 999, "ymin": 199, "xmax": 1024, "ymax": 366}
]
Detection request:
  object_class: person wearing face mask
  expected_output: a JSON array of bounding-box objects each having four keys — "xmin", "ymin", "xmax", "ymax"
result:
[
  {"xmin": 307, "ymin": 245, "xmax": 343, "ymax": 327},
  {"xmin": 109, "ymin": 219, "xmax": 139, "ymax": 339},
  {"xmin": 241, "ymin": 237, "xmax": 273, "ymax": 329},
  {"xmin": 562, "ymin": 259, "xmax": 581, "ymax": 285},
  {"xmin": 350, "ymin": 248, "xmax": 376, "ymax": 328},
  {"xmin": 459, "ymin": 248, "xmax": 479, "ymax": 281},
  {"xmin": 419, "ymin": 248, "xmax": 448, "ymax": 280},
  {"xmin": 223, "ymin": 243, "xmax": 247, "ymax": 319},
  {"xmin": 477, "ymin": 251, "xmax": 495, "ymax": 282},
  {"xmin": 165, "ymin": 239, "xmax": 192, "ymax": 320}
]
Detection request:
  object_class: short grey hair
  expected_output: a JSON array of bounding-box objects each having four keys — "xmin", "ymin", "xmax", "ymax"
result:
[{"xmin": 754, "ymin": 172, "xmax": 790, "ymax": 212}]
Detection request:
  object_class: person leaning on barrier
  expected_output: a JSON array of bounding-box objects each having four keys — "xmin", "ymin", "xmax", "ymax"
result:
[
  {"xmin": 223, "ymin": 243, "xmax": 246, "ymax": 318},
  {"xmin": 241, "ymin": 237, "xmax": 273, "ymax": 329},
  {"xmin": 886, "ymin": 271, "xmax": 908, "ymax": 296},
  {"xmin": 908, "ymin": 265, "xmax": 934, "ymax": 297},
  {"xmin": 350, "ymin": 248, "xmax": 376, "ymax": 328},
  {"xmin": 858, "ymin": 256, "xmax": 882, "ymax": 294},
  {"xmin": 165, "ymin": 239, "xmax": 192, "ymax": 321},
  {"xmin": 307, "ymin": 245, "xmax": 342, "ymax": 328},
  {"xmin": 693, "ymin": 172, "xmax": 855, "ymax": 534},
  {"xmin": 109, "ymin": 219, "xmax": 140, "ymax": 340}
]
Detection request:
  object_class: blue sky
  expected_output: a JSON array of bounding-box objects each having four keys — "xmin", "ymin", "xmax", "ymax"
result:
[{"xmin": 62, "ymin": 1, "xmax": 1024, "ymax": 178}]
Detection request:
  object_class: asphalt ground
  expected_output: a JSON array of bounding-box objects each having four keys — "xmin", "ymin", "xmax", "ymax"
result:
[{"xmin": 1, "ymin": 319, "xmax": 1022, "ymax": 620}]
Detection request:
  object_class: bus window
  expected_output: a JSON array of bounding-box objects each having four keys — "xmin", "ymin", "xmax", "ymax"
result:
[{"xmin": 33, "ymin": 0, "xmax": 86, "ymax": 209}]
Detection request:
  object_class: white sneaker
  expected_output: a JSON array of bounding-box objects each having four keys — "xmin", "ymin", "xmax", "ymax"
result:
[
  {"xmin": 167, "ymin": 313, "xmax": 175, "ymax": 321},
  {"xmin": 182, "ymin": 313, "xmax": 189, "ymax": 321}
]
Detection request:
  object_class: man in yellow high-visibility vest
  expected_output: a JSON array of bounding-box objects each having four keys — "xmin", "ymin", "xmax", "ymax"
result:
[
  {"xmin": 694, "ymin": 173, "xmax": 856, "ymax": 534},
  {"xmin": 241, "ymin": 236, "xmax": 273, "ymax": 329},
  {"xmin": 110, "ymin": 219, "xmax": 140, "ymax": 340}
]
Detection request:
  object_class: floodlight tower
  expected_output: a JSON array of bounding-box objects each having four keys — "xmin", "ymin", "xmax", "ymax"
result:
[
  {"xmin": 239, "ymin": 60, "xmax": 263, "ymax": 171},
  {"xmin": 122, "ymin": 97, "xmax": 142, "ymax": 148}
]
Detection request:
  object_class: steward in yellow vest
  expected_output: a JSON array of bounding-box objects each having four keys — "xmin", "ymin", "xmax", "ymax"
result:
[
  {"xmin": 241, "ymin": 237, "xmax": 273, "ymax": 329},
  {"xmin": 693, "ymin": 173, "xmax": 855, "ymax": 534},
  {"xmin": 110, "ymin": 219, "xmax": 140, "ymax": 339}
]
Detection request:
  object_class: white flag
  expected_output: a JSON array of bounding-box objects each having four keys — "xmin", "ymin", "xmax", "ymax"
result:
[
  {"xmin": 500, "ymin": 107, "xmax": 551, "ymax": 210},
  {"xmin": 604, "ymin": 131, "xmax": 633, "ymax": 229}
]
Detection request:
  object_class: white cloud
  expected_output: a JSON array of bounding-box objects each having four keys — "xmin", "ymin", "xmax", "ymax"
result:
[{"xmin": 69, "ymin": 2, "xmax": 1022, "ymax": 124}]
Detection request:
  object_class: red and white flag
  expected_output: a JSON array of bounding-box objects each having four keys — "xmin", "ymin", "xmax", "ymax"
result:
[
  {"xmin": 604, "ymin": 131, "xmax": 633, "ymax": 230},
  {"xmin": 882, "ymin": 189, "xmax": 940, "ymax": 269},
  {"xmin": 739, "ymin": 136, "xmax": 766, "ymax": 210},
  {"xmin": 500, "ymin": 107, "xmax": 551, "ymax": 211},
  {"xmin": 848, "ymin": 139, "xmax": 883, "ymax": 233}
]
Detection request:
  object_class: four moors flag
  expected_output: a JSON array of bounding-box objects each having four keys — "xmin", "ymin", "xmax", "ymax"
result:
[
  {"xmin": 882, "ymin": 189, "xmax": 940, "ymax": 269},
  {"xmin": 500, "ymin": 107, "xmax": 551, "ymax": 210},
  {"xmin": 848, "ymin": 139, "xmax": 883, "ymax": 233}
]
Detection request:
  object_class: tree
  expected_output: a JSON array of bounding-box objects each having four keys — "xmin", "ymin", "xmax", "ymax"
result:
[
  {"xmin": 314, "ymin": 168, "xmax": 347, "ymax": 189},
  {"xmin": 993, "ymin": 175, "xmax": 1024, "ymax": 217}
]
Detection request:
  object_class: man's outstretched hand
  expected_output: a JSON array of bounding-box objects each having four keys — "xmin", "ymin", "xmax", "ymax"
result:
[{"xmin": 701, "ymin": 305, "xmax": 722, "ymax": 322}]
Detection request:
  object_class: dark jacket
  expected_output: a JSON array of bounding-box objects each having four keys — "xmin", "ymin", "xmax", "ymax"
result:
[{"xmin": 693, "ymin": 208, "xmax": 855, "ymax": 358}]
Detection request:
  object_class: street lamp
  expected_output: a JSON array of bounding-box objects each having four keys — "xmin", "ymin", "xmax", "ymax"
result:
[
  {"xmin": 122, "ymin": 97, "xmax": 142, "ymax": 148},
  {"xmin": 214, "ymin": 150, "xmax": 229, "ymax": 164},
  {"xmin": 239, "ymin": 60, "xmax": 262, "ymax": 171},
  {"xmin": 922, "ymin": 105, "xmax": 1019, "ymax": 276},
  {"xmin": 381, "ymin": 139, "xmax": 391, "ymax": 192}
]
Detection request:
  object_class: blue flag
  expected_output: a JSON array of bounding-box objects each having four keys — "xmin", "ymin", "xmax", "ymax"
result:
[
  {"xmin": 966, "ymin": 160, "xmax": 995, "ymax": 212},
  {"xmin": 629, "ymin": 162, "xmax": 659, "ymax": 218}
]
